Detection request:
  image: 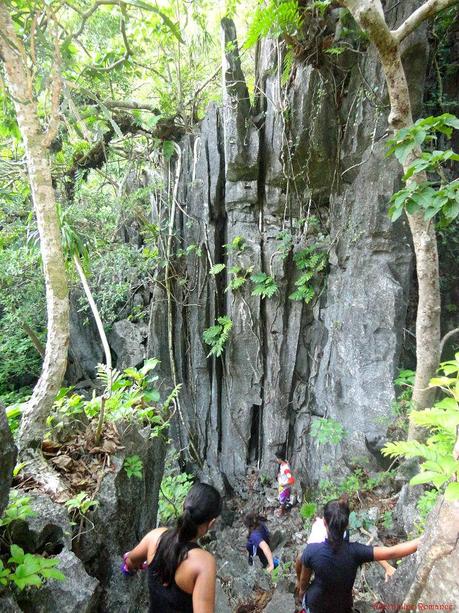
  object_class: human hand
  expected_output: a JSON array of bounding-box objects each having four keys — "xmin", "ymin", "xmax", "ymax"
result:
[
  {"xmin": 267, "ymin": 564, "xmax": 275, "ymax": 572},
  {"xmin": 384, "ymin": 564, "xmax": 395, "ymax": 582}
]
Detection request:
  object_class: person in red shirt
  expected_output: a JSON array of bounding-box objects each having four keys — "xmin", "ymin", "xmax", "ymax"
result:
[{"xmin": 275, "ymin": 450, "xmax": 295, "ymax": 515}]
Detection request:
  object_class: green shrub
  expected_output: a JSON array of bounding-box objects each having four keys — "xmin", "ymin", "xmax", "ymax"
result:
[
  {"xmin": 159, "ymin": 473, "xmax": 194, "ymax": 524},
  {"xmin": 300, "ymin": 502, "xmax": 316, "ymax": 520},
  {"xmin": 382, "ymin": 355, "xmax": 459, "ymax": 501},
  {"xmin": 124, "ymin": 455, "xmax": 143, "ymax": 479},
  {"xmin": 310, "ymin": 417, "xmax": 345, "ymax": 445}
]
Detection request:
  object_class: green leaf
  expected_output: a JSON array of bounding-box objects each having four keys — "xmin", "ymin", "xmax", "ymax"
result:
[
  {"xmin": 139, "ymin": 358, "xmax": 160, "ymax": 375},
  {"xmin": 209, "ymin": 263, "xmax": 226, "ymax": 276},
  {"xmin": 143, "ymin": 389, "xmax": 161, "ymax": 403},
  {"xmin": 410, "ymin": 471, "xmax": 443, "ymax": 486},
  {"xmin": 162, "ymin": 140, "xmax": 175, "ymax": 160},
  {"xmin": 122, "ymin": 1, "xmax": 183, "ymax": 42},
  {"xmin": 9, "ymin": 545, "xmax": 25, "ymax": 565},
  {"xmin": 445, "ymin": 482, "xmax": 459, "ymax": 501},
  {"xmin": 40, "ymin": 568, "xmax": 65, "ymax": 581}
]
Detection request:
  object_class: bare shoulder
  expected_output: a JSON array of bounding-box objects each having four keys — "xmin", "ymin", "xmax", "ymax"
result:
[
  {"xmin": 146, "ymin": 527, "xmax": 168, "ymax": 543},
  {"xmin": 146, "ymin": 527, "xmax": 168, "ymax": 560},
  {"xmin": 188, "ymin": 547, "xmax": 216, "ymax": 572}
]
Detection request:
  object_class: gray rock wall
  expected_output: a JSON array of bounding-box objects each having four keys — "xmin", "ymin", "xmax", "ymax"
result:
[
  {"xmin": 146, "ymin": 4, "xmax": 429, "ymax": 490},
  {"xmin": 381, "ymin": 497, "xmax": 459, "ymax": 611},
  {"xmin": 0, "ymin": 403, "xmax": 16, "ymax": 517}
]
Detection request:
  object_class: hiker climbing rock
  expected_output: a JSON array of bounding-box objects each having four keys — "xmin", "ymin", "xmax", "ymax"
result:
[
  {"xmin": 244, "ymin": 511, "xmax": 279, "ymax": 572},
  {"xmin": 295, "ymin": 496, "xmax": 420, "ymax": 613}
]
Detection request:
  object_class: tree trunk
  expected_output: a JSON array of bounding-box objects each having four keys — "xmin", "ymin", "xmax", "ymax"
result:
[
  {"xmin": 0, "ymin": 5, "xmax": 70, "ymax": 452},
  {"xmin": 340, "ymin": 0, "xmax": 442, "ymax": 439}
]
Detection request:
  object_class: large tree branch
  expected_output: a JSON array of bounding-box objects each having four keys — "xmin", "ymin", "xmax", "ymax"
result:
[
  {"xmin": 339, "ymin": 0, "xmax": 412, "ymax": 130},
  {"xmin": 43, "ymin": 29, "xmax": 62, "ymax": 149},
  {"xmin": 392, "ymin": 0, "xmax": 459, "ymax": 43}
]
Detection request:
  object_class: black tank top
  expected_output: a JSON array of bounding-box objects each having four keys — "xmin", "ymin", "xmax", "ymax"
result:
[{"xmin": 148, "ymin": 542, "xmax": 200, "ymax": 613}]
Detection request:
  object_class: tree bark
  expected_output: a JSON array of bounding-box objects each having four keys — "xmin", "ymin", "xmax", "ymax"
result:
[
  {"xmin": 0, "ymin": 5, "xmax": 70, "ymax": 451},
  {"xmin": 340, "ymin": 0, "xmax": 441, "ymax": 438}
]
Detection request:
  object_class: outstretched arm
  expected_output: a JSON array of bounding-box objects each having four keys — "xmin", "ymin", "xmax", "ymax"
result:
[
  {"xmin": 373, "ymin": 538, "xmax": 420, "ymax": 561},
  {"xmin": 124, "ymin": 527, "xmax": 166, "ymax": 571}
]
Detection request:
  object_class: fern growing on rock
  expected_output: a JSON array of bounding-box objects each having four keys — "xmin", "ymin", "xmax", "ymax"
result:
[{"xmin": 203, "ymin": 316, "xmax": 233, "ymax": 358}]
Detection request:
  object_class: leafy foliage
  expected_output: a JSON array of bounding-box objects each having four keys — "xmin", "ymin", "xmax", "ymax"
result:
[
  {"xmin": 0, "ymin": 497, "xmax": 64, "ymax": 590},
  {"xmin": 250, "ymin": 272, "xmax": 278, "ymax": 299},
  {"xmin": 226, "ymin": 265, "xmax": 253, "ymax": 292},
  {"xmin": 223, "ymin": 236, "xmax": 246, "ymax": 254},
  {"xmin": 203, "ymin": 316, "xmax": 233, "ymax": 357},
  {"xmin": 45, "ymin": 359, "xmax": 177, "ymax": 438},
  {"xmin": 300, "ymin": 501, "xmax": 316, "ymax": 520},
  {"xmin": 289, "ymin": 244, "xmax": 327, "ymax": 303},
  {"xmin": 209, "ymin": 263, "xmax": 226, "ymax": 276},
  {"xmin": 0, "ymin": 491, "xmax": 36, "ymax": 528},
  {"xmin": 415, "ymin": 489, "xmax": 439, "ymax": 533},
  {"xmin": 387, "ymin": 114, "xmax": 459, "ymax": 225},
  {"xmin": 64, "ymin": 492, "xmax": 99, "ymax": 517},
  {"xmin": 3, "ymin": 545, "xmax": 65, "ymax": 590},
  {"xmin": 124, "ymin": 455, "xmax": 143, "ymax": 479},
  {"xmin": 245, "ymin": 0, "xmax": 302, "ymax": 48},
  {"xmin": 310, "ymin": 417, "xmax": 345, "ymax": 445},
  {"xmin": 382, "ymin": 355, "xmax": 459, "ymax": 501},
  {"xmin": 159, "ymin": 473, "xmax": 194, "ymax": 524}
]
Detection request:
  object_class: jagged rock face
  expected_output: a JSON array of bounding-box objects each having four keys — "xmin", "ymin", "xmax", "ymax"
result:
[
  {"xmin": 78, "ymin": 424, "xmax": 166, "ymax": 612},
  {"xmin": 2, "ymin": 425, "xmax": 165, "ymax": 613},
  {"xmin": 0, "ymin": 404, "xmax": 16, "ymax": 517},
  {"xmin": 147, "ymin": 4, "xmax": 429, "ymax": 490},
  {"xmin": 15, "ymin": 549, "xmax": 100, "ymax": 613},
  {"xmin": 381, "ymin": 497, "xmax": 459, "ymax": 611},
  {"xmin": 67, "ymin": 292, "xmax": 103, "ymax": 383},
  {"xmin": 108, "ymin": 319, "xmax": 148, "ymax": 369}
]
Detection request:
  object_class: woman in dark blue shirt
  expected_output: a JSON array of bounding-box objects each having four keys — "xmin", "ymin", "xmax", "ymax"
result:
[
  {"xmin": 296, "ymin": 497, "xmax": 420, "ymax": 613},
  {"xmin": 244, "ymin": 512, "xmax": 277, "ymax": 572}
]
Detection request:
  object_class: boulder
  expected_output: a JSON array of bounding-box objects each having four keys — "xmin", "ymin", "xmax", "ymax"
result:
[
  {"xmin": 215, "ymin": 581, "xmax": 232, "ymax": 613},
  {"xmin": 9, "ymin": 492, "xmax": 72, "ymax": 554},
  {"xmin": 108, "ymin": 319, "xmax": 147, "ymax": 369},
  {"xmin": 265, "ymin": 591, "xmax": 295, "ymax": 613},
  {"xmin": 0, "ymin": 593, "xmax": 22, "ymax": 612}
]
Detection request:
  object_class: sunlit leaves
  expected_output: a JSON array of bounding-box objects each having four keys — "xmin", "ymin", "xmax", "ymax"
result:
[{"xmin": 387, "ymin": 113, "xmax": 459, "ymax": 225}]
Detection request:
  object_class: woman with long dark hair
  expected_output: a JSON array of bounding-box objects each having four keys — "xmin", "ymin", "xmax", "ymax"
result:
[
  {"xmin": 123, "ymin": 482, "xmax": 222, "ymax": 613},
  {"xmin": 296, "ymin": 497, "xmax": 420, "ymax": 613}
]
